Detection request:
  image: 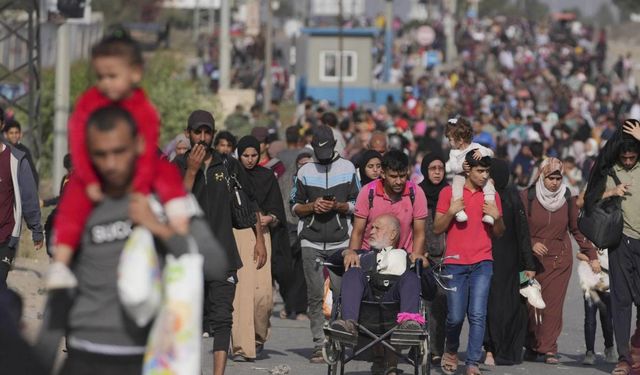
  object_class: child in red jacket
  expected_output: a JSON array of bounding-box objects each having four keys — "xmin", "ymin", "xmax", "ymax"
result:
[{"xmin": 47, "ymin": 30, "xmax": 191, "ymax": 289}]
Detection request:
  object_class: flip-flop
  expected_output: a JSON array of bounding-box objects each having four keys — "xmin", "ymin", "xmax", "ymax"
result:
[
  {"xmin": 544, "ymin": 353, "xmax": 559, "ymax": 364},
  {"xmin": 441, "ymin": 352, "xmax": 458, "ymax": 375}
]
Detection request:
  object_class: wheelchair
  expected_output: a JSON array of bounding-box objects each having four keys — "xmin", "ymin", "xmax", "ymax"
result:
[{"xmin": 319, "ymin": 256, "xmax": 458, "ymax": 375}]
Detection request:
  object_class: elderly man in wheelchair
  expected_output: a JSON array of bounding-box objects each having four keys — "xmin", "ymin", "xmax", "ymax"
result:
[{"xmin": 323, "ymin": 214, "xmax": 431, "ymax": 374}]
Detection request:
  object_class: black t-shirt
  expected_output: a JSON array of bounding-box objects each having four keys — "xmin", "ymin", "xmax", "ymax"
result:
[
  {"xmin": 174, "ymin": 150, "xmax": 250, "ymax": 271},
  {"xmin": 0, "ymin": 145, "xmax": 15, "ymax": 243}
]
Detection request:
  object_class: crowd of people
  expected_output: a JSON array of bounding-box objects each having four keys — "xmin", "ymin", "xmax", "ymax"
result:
[
  {"xmin": 164, "ymin": 13, "xmax": 640, "ymax": 375},
  {"xmin": 1, "ymin": 11, "xmax": 640, "ymax": 375}
]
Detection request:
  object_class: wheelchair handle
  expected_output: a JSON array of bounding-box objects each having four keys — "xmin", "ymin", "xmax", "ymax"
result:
[{"xmin": 315, "ymin": 258, "xmax": 341, "ymax": 269}]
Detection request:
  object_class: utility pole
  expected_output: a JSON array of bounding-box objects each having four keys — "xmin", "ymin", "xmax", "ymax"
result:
[
  {"xmin": 443, "ymin": 0, "xmax": 457, "ymax": 63},
  {"xmin": 209, "ymin": 7, "xmax": 215, "ymax": 35},
  {"xmin": 263, "ymin": 0, "xmax": 273, "ymax": 112},
  {"xmin": 53, "ymin": 21, "xmax": 70, "ymax": 194},
  {"xmin": 219, "ymin": 0, "xmax": 231, "ymax": 90},
  {"xmin": 337, "ymin": 0, "xmax": 344, "ymax": 107},
  {"xmin": 383, "ymin": 0, "xmax": 393, "ymax": 82},
  {"xmin": 193, "ymin": 0, "xmax": 200, "ymax": 42}
]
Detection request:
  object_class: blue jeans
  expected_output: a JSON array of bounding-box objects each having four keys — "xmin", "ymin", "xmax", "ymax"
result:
[{"xmin": 444, "ymin": 261, "xmax": 493, "ymax": 366}]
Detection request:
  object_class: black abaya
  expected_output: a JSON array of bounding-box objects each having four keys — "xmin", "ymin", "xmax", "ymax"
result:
[{"xmin": 484, "ymin": 161, "xmax": 536, "ymax": 365}]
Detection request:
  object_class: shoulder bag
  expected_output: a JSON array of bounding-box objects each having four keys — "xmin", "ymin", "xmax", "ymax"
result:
[{"xmin": 578, "ymin": 170, "xmax": 623, "ymax": 249}]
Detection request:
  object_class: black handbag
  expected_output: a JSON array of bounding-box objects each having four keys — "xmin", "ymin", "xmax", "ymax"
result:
[
  {"xmin": 578, "ymin": 170, "xmax": 623, "ymax": 249},
  {"xmin": 223, "ymin": 160, "xmax": 257, "ymax": 230}
]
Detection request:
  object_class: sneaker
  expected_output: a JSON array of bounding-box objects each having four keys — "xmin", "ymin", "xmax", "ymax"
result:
[
  {"xmin": 583, "ymin": 350, "xmax": 596, "ymax": 365},
  {"xmin": 482, "ymin": 214, "xmax": 494, "ymax": 225},
  {"xmin": 605, "ymin": 347, "xmax": 618, "ymax": 364},
  {"xmin": 455, "ymin": 210, "xmax": 468, "ymax": 222},
  {"xmin": 330, "ymin": 319, "xmax": 358, "ymax": 336},
  {"xmin": 520, "ymin": 279, "xmax": 546, "ymax": 309},
  {"xmin": 45, "ymin": 262, "xmax": 78, "ymax": 289},
  {"xmin": 309, "ymin": 346, "xmax": 324, "ymax": 364}
]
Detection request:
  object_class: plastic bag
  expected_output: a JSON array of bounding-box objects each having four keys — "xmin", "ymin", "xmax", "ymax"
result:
[
  {"xmin": 144, "ymin": 238, "xmax": 204, "ymax": 375},
  {"xmin": 118, "ymin": 227, "xmax": 162, "ymax": 327}
]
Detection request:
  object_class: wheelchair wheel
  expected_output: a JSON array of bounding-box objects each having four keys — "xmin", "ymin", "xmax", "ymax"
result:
[
  {"xmin": 420, "ymin": 338, "xmax": 431, "ymax": 374},
  {"xmin": 323, "ymin": 338, "xmax": 342, "ymax": 366},
  {"xmin": 329, "ymin": 358, "xmax": 344, "ymax": 375}
]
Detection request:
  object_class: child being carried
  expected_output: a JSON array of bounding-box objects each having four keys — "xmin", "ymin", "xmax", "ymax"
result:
[{"xmin": 444, "ymin": 117, "xmax": 495, "ymax": 224}]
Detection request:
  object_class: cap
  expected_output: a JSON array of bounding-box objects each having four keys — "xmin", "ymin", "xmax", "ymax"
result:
[
  {"xmin": 251, "ymin": 126, "xmax": 269, "ymax": 143},
  {"xmin": 187, "ymin": 110, "xmax": 214, "ymax": 131},
  {"xmin": 311, "ymin": 125, "xmax": 336, "ymax": 160}
]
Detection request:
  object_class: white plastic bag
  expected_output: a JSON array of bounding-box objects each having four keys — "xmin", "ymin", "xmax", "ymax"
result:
[
  {"xmin": 118, "ymin": 226, "xmax": 162, "ymax": 327},
  {"xmin": 143, "ymin": 238, "xmax": 204, "ymax": 375}
]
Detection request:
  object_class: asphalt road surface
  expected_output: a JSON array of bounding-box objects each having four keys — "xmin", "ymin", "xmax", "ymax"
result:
[{"xmin": 202, "ymin": 243, "xmax": 630, "ymax": 375}]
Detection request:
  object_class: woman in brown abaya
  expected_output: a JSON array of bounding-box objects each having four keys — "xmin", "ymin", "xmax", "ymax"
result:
[{"xmin": 520, "ymin": 158, "xmax": 600, "ymax": 364}]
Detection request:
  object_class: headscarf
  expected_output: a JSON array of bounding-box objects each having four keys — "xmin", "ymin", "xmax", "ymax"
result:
[
  {"xmin": 236, "ymin": 136, "xmax": 261, "ymax": 160},
  {"xmin": 489, "ymin": 158, "xmax": 510, "ymax": 192},
  {"xmin": 166, "ymin": 133, "xmax": 190, "ymax": 160},
  {"xmin": 418, "ymin": 152, "xmax": 448, "ymax": 216},
  {"xmin": 237, "ymin": 135, "xmax": 286, "ymax": 226},
  {"xmin": 534, "ymin": 157, "xmax": 568, "ymax": 212},
  {"xmin": 358, "ymin": 150, "xmax": 383, "ymax": 186}
]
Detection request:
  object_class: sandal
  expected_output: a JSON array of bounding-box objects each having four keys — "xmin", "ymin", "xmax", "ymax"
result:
[
  {"xmin": 441, "ymin": 352, "xmax": 459, "ymax": 375},
  {"xmin": 612, "ymin": 360, "xmax": 631, "ymax": 375},
  {"xmin": 465, "ymin": 365, "xmax": 482, "ymax": 375},
  {"xmin": 544, "ymin": 353, "xmax": 559, "ymax": 364},
  {"xmin": 484, "ymin": 351, "xmax": 495, "ymax": 366}
]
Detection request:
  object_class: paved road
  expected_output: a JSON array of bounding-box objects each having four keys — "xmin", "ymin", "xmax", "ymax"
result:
[{"xmin": 202, "ymin": 246, "xmax": 632, "ymax": 375}]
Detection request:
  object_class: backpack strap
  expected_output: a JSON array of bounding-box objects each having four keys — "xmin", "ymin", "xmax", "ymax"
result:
[
  {"xmin": 368, "ymin": 187, "xmax": 375, "ymax": 210},
  {"xmin": 609, "ymin": 168, "xmax": 622, "ymax": 186},
  {"xmin": 409, "ymin": 186, "xmax": 415, "ymax": 206},
  {"xmin": 527, "ymin": 185, "xmax": 536, "ymax": 217},
  {"xmin": 369, "ymin": 183, "xmax": 416, "ymax": 209}
]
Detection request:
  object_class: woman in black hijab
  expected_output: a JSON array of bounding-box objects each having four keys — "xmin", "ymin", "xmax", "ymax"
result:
[
  {"xmin": 418, "ymin": 152, "xmax": 448, "ymax": 364},
  {"xmin": 357, "ymin": 150, "xmax": 383, "ymax": 186},
  {"xmin": 231, "ymin": 136, "xmax": 292, "ymax": 361},
  {"xmin": 483, "ymin": 158, "xmax": 537, "ymax": 365}
]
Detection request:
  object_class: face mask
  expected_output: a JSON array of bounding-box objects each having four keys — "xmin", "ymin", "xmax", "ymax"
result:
[{"xmin": 316, "ymin": 156, "xmax": 333, "ymax": 165}]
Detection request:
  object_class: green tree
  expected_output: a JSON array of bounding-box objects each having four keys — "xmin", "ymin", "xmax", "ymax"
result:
[
  {"xmin": 613, "ymin": 0, "xmax": 640, "ymax": 21},
  {"xmin": 592, "ymin": 3, "xmax": 615, "ymax": 27}
]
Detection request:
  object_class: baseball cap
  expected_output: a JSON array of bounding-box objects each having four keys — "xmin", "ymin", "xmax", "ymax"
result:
[
  {"xmin": 311, "ymin": 125, "xmax": 336, "ymax": 161},
  {"xmin": 251, "ymin": 126, "xmax": 269, "ymax": 143},
  {"xmin": 187, "ymin": 110, "xmax": 215, "ymax": 131}
]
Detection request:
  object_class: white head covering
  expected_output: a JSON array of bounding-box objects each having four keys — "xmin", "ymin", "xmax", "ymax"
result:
[{"xmin": 535, "ymin": 158, "xmax": 568, "ymax": 212}]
